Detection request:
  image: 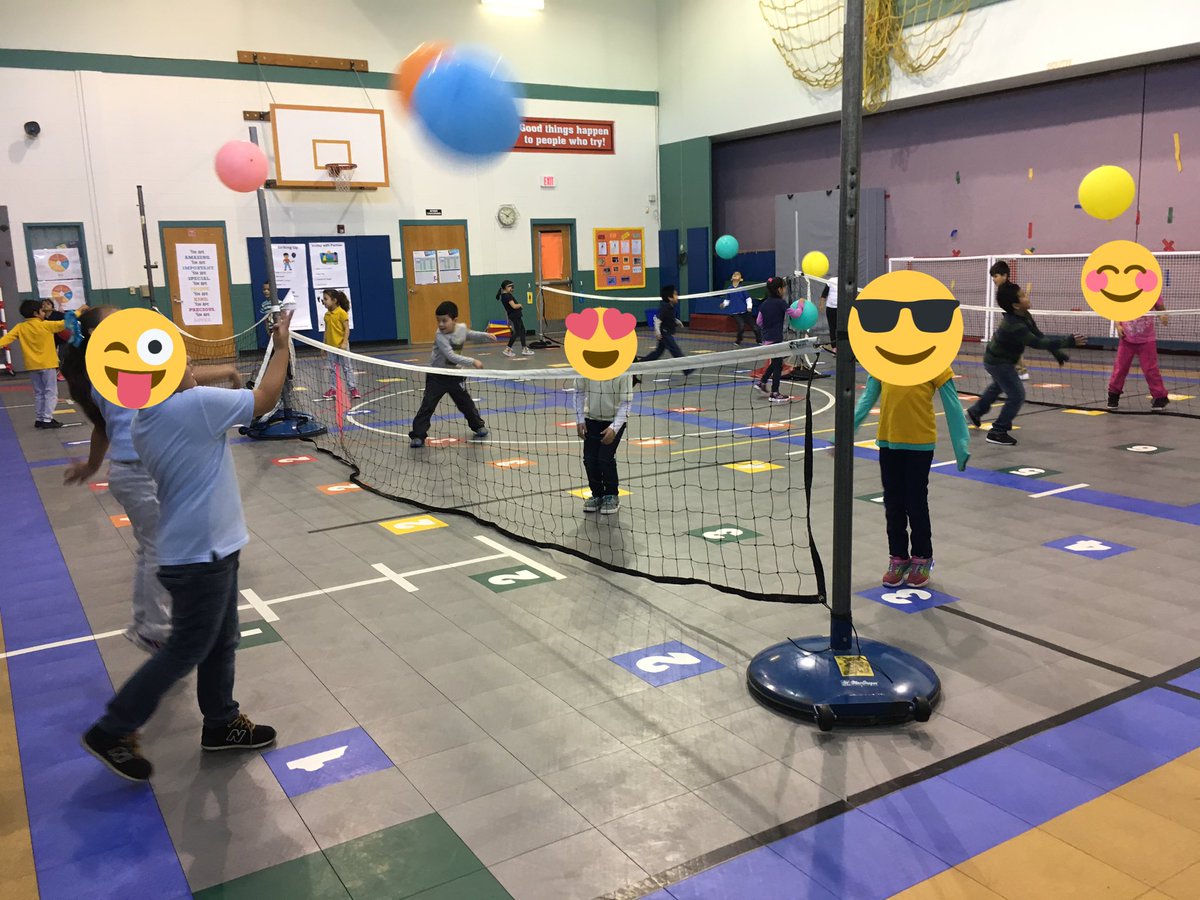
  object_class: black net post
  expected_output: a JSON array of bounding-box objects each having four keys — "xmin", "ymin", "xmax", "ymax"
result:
[
  {"xmin": 830, "ymin": 0, "xmax": 865, "ymax": 652},
  {"xmin": 136, "ymin": 185, "xmax": 157, "ymax": 309}
]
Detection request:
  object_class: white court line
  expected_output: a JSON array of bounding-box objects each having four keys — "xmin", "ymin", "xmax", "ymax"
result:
[
  {"xmin": 372, "ymin": 562, "xmax": 419, "ymax": 593},
  {"xmin": 931, "ymin": 460, "xmax": 956, "ymax": 468},
  {"xmin": 241, "ymin": 628, "xmax": 263, "ymax": 638},
  {"xmin": 239, "ymin": 587, "xmax": 280, "ymax": 622},
  {"xmin": 475, "ymin": 535, "xmax": 567, "ymax": 581},
  {"xmin": 786, "ymin": 445, "xmax": 834, "ymax": 456},
  {"xmin": 0, "ymin": 628, "xmax": 126, "ymax": 660},
  {"xmin": 1029, "ymin": 483, "xmax": 1090, "ymax": 499},
  {"xmin": 372, "ymin": 551, "xmax": 510, "ymax": 592}
]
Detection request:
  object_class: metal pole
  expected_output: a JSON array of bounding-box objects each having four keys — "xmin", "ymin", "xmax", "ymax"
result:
[
  {"xmin": 248, "ymin": 127, "xmax": 279, "ymax": 314},
  {"xmin": 136, "ymin": 185, "xmax": 156, "ymax": 309},
  {"xmin": 830, "ymin": 0, "xmax": 864, "ymax": 652}
]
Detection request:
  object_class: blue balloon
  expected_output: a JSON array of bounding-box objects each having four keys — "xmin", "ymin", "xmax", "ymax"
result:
[
  {"xmin": 715, "ymin": 234, "xmax": 739, "ymax": 260},
  {"xmin": 787, "ymin": 299, "xmax": 819, "ymax": 331},
  {"xmin": 412, "ymin": 50, "xmax": 521, "ymax": 158}
]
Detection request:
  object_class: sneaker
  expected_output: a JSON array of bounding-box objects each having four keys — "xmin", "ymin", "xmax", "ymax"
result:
[
  {"xmin": 322, "ymin": 388, "xmax": 337, "ymax": 399},
  {"xmin": 1151, "ymin": 396, "xmax": 1170, "ymax": 411},
  {"xmin": 1107, "ymin": 392, "xmax": 1120, "ymax": 410},
  {"xmin": 1018, "ymin": 372, "xmax": 1030, "ymax": 381},
  {"xmin": 34, "ymin": 420, "xmax": 46, "ymax": 429},
  {"xmin": 124, "ymin": 629, "xmax": 165, "ymax": 655},
  {"xmin": 986, "ymin": 430, "xmax": 1018, "ymax": 446},
  {"xmin": 583, "ymin": 496, "xmax": 602, "ymax": 513},
  {"xmin": 754, "ymin": 382, "xmax": 770, "ymax": 395},
  {"xmin": 965, "ymin": 409, "xmax": 982, "ymax": 428},
  {"xmin": 57, "ymin": 372, "xmax": 65, "ymax": 383},
  {"xmin": 471, "ymin": 428, "xmax": 489, "ymax": 441},
  {"xmin": 43, "ymin": 419, "xmax": 63, "ymax": 429},
  {"xmin": 600, "ymin": 495, "xmax": 621, "ymax": 514},
  {"xmin": 82, "ymin": 725, "xmax": 152, "ymax": 782},
  {"xmin": 882, "ymin": 556, "xmax": 911, "ymax": 587},
  {"xmin": 201, "ymin": 713, "xmax": 276, "ymax": 752},
  {"xmin": 409, "ymin": 437, "xmax": 425, "ymax": 448},
  {"xmin": 769, "ymin": 392, "xmax": 791, "ymax": 403},
  {"xmin": 906, "ymin": 557, "xmax": 933, "ymax": 588},
  {"xmin": 521, "ymin": 348, "xmax": 535, "ymax": 356},
  {"xmin": 503, "ymin": 347, "xmax": 516, "ymax": 358},
  {"xmin": 350, "ymin": 389, "xmax": 362, "ymax": 400}
]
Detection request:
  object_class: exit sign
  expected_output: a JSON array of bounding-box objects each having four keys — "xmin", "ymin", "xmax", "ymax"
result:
[{"xmin": 541, "ymin": 175, "xmax": 556, "ymax": 189}]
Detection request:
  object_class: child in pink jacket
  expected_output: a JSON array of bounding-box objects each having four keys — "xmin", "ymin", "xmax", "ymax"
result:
[{"xmin": 1107, "ymin": 299, "xmax": 1169, "ymax": 411}]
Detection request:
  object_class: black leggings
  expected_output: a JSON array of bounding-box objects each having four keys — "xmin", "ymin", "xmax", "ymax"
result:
[
  {"xmin": 760, "ymin": 357, "xmax": 784, "ymax": 393},
  {"xmin": 507, "ymin": 312, "xmax": 527, "ymax": 348},
  {"xmin": 878, "ymin": 447, "xmax": 934, "ymax": 559},
  {"xmin": 735, "ymin": 312, "xmax": 761, "ymax": 344},
  {"xmin": 825, "ymin": 307, "xmax": 838, "ymax": 348}
]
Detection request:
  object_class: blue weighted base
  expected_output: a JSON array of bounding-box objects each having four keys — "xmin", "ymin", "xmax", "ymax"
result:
[
  {"xmin": 242, "ymin": 407, "xmax": 327, "ymax": 441},
  {"xmin": 746, "ymin": 636, "xmax": 940, "ymax": 730}
]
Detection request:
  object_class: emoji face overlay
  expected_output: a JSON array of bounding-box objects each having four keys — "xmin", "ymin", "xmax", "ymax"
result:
[
  {"xmin": 1081, "ymin": 240, "xmax": 1163, "ymax": 322},
  {"xmin": 848, "ymin": 271, "xmax": 963, "ymax": 386},
  {"xmin": 564, "ymin": 307, "xmax": 639, "ymax": 381},
  {"xmin": 86, "ymin": 308, "xmax": 188, "ymax": 409}
]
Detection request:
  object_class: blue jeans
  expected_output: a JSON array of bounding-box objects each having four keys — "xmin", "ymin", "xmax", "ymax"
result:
[
  {"xmin": 328, "ymin": 353, "xmax": 357, "ymax": 391},
  {"xmin": 583, "ymin": 418, "xmax": 625, "ymax": 498},
  {"xmin": 98, "ymin": 551, "xmax": 241, "ymax": 736},
  {"xmin": 970, "ymin": 363, "xmax": 1025, "ymax": 433}
]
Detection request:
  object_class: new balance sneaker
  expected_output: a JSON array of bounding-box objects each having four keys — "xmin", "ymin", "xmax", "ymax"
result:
[
  {"xmin": 966, "ymin": 409, "xmax": 982, "ymax": 428},
  {"xmin": 503, "ymin": 347, "xmax": 516, "ymax": 358},
  {"xmin": 350, "ymin": 388, "xmax": 362, "ymax": 400},
  {"xmin": 1151, "ymin": 396, "xmax": 1170, "ymax": 411},
  {"xmin": 201, "ymin": 713, "xmax": 277, "ymax": 752},
  {"xmin": 754, "ymin": 382, "xmax": 770, "ymax": 396},
  {"xmin": 124, "ymin": 629, "xmax": 166, "ymax": 655},
  {"xmin": 583, "ymin": 496, "xmax": 602, "ymax": 513},
  {"xmin": 409, "ymin": 437, "xmax": 425, "ymax": 448},
  {"xmin": 882, "ymin": 556, "xmax": 910, "ymax": 588},
  {"xmin": 521, "ymin": 348, "xmax": 535, "ymax": 356},
  {"xmin": 600, "ymin": 495, "xmax": 621, "ymax": 515},
  {"xmin": 906, "ymin": 557, "xmax": 933, "ymax": 588},
  {"xmin": 986, "ymin": 430, "xmax": 1018, "ymax": 446},
  {"xmin": 322, "ymin": 388, "xmax": 337, "ymax": 399},
  {"xmin": 82, "ymin": 725, "xmax": 152, "ymax": 782},
  {"xmin": 471, "ymin": 428, "xmax": 489, "ymax": 441}
]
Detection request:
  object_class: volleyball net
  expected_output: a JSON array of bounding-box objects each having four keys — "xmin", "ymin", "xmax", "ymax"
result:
[
  {"xmin": 891, "ymin": 253, "xmax": 1200, "ymax": 418},
  {"xmin": 286, "ymin": 332, "xmax": 829, "ymax": 604},
  {"xmin": 166, "ymin": 308, "xmax": 268, "ymax": 385}
]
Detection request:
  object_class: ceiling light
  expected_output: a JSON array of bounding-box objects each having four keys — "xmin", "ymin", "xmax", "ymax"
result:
[{"xmin": 481, "ymin": 0, "xmax": 545, "ymax": 10}]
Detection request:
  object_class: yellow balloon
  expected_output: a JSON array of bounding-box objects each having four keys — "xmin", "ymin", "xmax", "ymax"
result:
[
  {"xmin": 1078, "ymin": 165, "xmax": 1136, "ymax": 221},
  {"xmin": 802, "ymin": 250, "xmax": 830, "ymax": 278}
]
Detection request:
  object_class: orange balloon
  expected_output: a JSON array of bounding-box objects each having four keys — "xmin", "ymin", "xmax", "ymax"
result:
[{"xmin": 393, "ymin": 42, "xmax": 448, "ymax": 110}]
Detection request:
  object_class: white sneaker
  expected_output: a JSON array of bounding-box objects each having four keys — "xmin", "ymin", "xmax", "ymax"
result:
[
  {"xmin": 521, "ymin": 348, "xmax": 535, "ymax": 356},
  {"xmin": 503, "ymin": 347, "xmax": 516, "ymax": 358},
  {"xmin": 1018, "ymin": 372, "xmax": 1030, "ymax": 381}
]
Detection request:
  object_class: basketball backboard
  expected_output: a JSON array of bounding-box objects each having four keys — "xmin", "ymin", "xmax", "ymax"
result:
[{"xmin": 269, "ymin": 104, "xmax": 389, "ymax": 189}]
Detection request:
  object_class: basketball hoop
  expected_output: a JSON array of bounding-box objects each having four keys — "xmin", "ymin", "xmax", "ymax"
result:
[{"xmin": 325, "ymin": 162, "xmax": 358, "ymax": 191}]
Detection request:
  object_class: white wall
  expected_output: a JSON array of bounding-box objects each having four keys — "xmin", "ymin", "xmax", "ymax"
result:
[{"xmin": 657, "ymin": 0, "xmax": 1200, "ymax": 144}]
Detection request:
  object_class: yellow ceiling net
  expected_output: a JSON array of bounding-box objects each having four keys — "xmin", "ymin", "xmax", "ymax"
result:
[{"xmin": 759, "ymin": 0, "xmax": 969, "ymax": 112}]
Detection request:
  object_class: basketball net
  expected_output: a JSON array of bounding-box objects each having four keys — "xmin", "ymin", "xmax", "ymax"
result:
[
  {"xmin": 325, "ymin": 162, "xmax": 358, "ymax": 192},
  {"xmin": 759, "ymin": 0, "xmax": 968, "ymax": 111}
]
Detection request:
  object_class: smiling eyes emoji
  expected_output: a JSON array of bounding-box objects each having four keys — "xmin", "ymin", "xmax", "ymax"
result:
[
  {"xmin": 1081, "ymin": 240, "xmax": 1164, "ymax": 322},
  {"xmin": 86, "ymin": 309, "xmax": 188, "ymax": 409},
  {"xmin": 564, "ymin": 307, "xmax": 639, "ymax": 381}
]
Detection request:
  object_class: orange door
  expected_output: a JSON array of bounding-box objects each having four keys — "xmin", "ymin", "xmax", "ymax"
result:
[
  {"xmin": 533, "ymin": 223, "xmax": 574, "ymax": 323},
  {"xmin": 402, "ymin": 223, "xmax": 470, "ymax": 344}
]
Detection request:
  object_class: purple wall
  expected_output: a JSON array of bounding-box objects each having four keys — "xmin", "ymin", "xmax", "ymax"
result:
[{"xmin": 713, "ymin": 59, "xmax": 1200, "ymax": 259}]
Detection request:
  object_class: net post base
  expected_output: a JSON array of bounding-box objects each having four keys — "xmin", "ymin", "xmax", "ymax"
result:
[
  {"xmin": 241, "ymin": 407, "xmax": 328, "ymax": 441},
  {"xmin": 746, "ymin": 636, "xmax": 940, "ymax": 730}
]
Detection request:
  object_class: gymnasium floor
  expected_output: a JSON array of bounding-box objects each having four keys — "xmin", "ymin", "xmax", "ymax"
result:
[{"xmin": 3, "ymin": 330, "xmax": 1200, "ymax": 899}]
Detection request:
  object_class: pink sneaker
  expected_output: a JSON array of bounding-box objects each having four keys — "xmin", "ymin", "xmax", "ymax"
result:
[
  {"xmin": 882, "ymin": 556, "xmax": 910, "ymax": 587},
  {"xmin": 322, "ymin": 388, "xmax": 337, "ymax": 399},
  {"xmin": 350, "ymin": 389, "xmax": 362, "ymax": 400},
  {"xmin": 906, "ymin": 557, "xmax": 932, "ymax": 588}
]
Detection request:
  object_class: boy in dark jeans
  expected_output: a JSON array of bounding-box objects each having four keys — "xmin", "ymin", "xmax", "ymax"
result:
[
  {"xmin": 409, "ymin": 301, "xmax": 498, "ymax": 448},
  {"xmin": 575, "ymin": 372, "xmax": 634, "ymax": 514},
  {"xmin": 967, "ymin": 282, "xmax": 1084, "ymax": 446},
  {"xmin": 641, "ymin": 285, "xmax": 693, "ymax": 375},
  {"xmin": 989, "ymin": 261, "xmax": 1031, "ymax": 381},
  {"xmin": 82, "ymin": 311, "xmax": 294, "ymax": 782}
]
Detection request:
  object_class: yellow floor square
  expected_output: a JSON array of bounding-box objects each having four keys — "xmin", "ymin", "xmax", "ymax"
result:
[
  {"xmin": 978, "ymin": 422, "xmax": 1021, "ymax": 430},
  {"xmin": 1159, "ymin": 860, "xmax": 1200, "ymax": 900},
  {"xmin": 893, "ymin": 868, "xmax": 1003, "ymax": 899},
  {"xmin": 378, "ymin": 515, "xmax": 448, "ymax": 535},
  {"xmin": 1165, "ymin": 393, "xmax": 1194, "ymax": 401},
  {"xmin": 854, "ymin": 439, "xmax": 878, "ymax": 449},
  {"xmin": 1062, "ymin": 408, "xmax": 1107, "ymax": 416},
  {"xmin": 567, "ymin": 487, "xmax": 632, "ymax": 499},
  {"xmin": 723, "ymin": 460, "xmax": 783, "ymax": 473},
  {"xmin": 1114, "ymin": 759, "xmax": 1200, "ymax": 835}
]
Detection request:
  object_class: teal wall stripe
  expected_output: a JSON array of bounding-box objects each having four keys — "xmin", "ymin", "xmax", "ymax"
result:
[{"xmin": 0, "ymin": 48, "xmax": 658, "ymax": 106}]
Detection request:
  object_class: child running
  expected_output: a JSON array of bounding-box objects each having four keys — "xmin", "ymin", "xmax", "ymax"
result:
[
  {"xmin": 821, "ymin": 276, "xmax": 839, "ymax": 352},
  {"xmin": 498, "ymin": 280, "xmax": 534, "ymax": 357},
  {"xmin": 62, "ymin": 306, "xmax": 242, "ymax": 653},
  {"xmin": 754, "ymin": 276, "xmax": 792, "ymax": 402},
  {"xmin": 575, "ymin": 372, "xmax": 634, "ymax": 515},
  {"xmin": 966, "ymin": 282, "xmax": 1084, "ymax": 445},
  {"xmin": 409, "ymin": 301, "xmax": 497, "ymax": 448},
  {"xmin": 321, "ymin": 288, "xmax": 361, "ymax": 400},
  {"xmin": 82, "ymin": 310, "xmax": 294, "ymax": 782},
  {"xmin": 854, "ymin": 367, "xmax": 971, "ymax": 588},
  {"xmin": 0, "ymin": 299, "xmax": 70, "ymax": 428},
  {"xmin": 640, "ymin": 286, "xmax": 693, "ymax": 375},
  {"xmin": 989, "ymin": 261, "xmax": 1029, "ymax": 381},
  {"xmin": 719, "ymin": 272, "xmax": 761, "ymax": 345},
  {"xmin": 1108, "ymin": 298, "xmax": 1169, "ymax": 411}
]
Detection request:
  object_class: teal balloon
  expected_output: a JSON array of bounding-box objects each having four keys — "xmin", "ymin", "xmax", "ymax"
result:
[
  {"xmin": 787, "ymin": 299, "xmax": 818, "ymax": 331},
  {"xmin": 714, "ymin": 234, "xmax": 739, "ymax": 260}
]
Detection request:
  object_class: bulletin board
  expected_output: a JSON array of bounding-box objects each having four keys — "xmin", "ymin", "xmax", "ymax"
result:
[{"xmin": 592, "ymin": 228, "xmax": 646, "ymax": 291}]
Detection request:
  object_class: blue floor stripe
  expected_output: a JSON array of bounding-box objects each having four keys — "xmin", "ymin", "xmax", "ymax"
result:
[{"xmin": 0, "ymin": 407, "xmax": 189, "ymax": 898}]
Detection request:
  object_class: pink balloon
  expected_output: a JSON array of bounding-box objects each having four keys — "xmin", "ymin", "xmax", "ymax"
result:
[{"xmin": 214, "ymin": 140, "xmax": 268, "ymax": 192}]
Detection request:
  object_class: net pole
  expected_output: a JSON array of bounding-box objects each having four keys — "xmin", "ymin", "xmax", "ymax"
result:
[
  {"xmin": 829, "ymin": 0, "xmax": 865, "ymax": 653},
  {"xmin": 136, "ymin": 185, "xmax": 156, "ymax": 310},
  {"xmin": 248, "ymin": 125, "xmax": 289, "ymax": 416}
]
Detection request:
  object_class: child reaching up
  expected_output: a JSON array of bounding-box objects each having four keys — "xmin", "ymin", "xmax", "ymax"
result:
[
  {"xmin": 575, "ymin": 373, "xmax": 634, "ymax": 515},
  {"xmin": 409, "ymin": 301, "xmax": 497, "ymax": 448},
  {"xmin": 855, "ymin": 368, "xmax": 971, "ymax": 589},
  {"xmin": 1108, "ymin": 299, "xmax": 1169, "ymax": 411},
  {"xmin": 321, "ymin": 289, "xmax": 361, "ymax": 401}
]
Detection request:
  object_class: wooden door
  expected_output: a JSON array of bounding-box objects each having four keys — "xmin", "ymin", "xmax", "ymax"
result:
[
  {"xmin": 161, "ymin": 225, "xmax": 234, "ymax": 344},
  {"xmin": 533, "ymin": 223, "xmax": 574, "ymax": 322},
  {"xmin": 401, "ymin": 223, "xmax": 470, "ymax": 344}
]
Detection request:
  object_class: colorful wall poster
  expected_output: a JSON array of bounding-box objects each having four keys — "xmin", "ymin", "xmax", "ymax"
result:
[
  {"xmin": 36, "ymin": 278, "xmax": 86, "ymax": 311},
  {"xmin": 310, "ymin": 241, "xmax": 349, "ymax": 289},
  {"xmin": 436, "ymin": 249, "xmax": 462, "ymax": 284},
  {"xmin": 33, "ymin": 247, "xmax": 82, "ymax": 282},
  {"xmin": 592, "ymin": 228, "xmax": 646, "ymax": 291},
  {"xmin": 271, "ymin": 242, "xmax": 312, "ymax": 331},
  {"xmin": 175, "ymin": 244, "xmax": 223, "ymax": 326}
]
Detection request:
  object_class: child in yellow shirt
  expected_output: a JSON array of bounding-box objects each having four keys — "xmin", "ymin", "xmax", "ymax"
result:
[
  {"xmin": 320, "ymin": 289, "xmax": 361, "ymax": 401},
  {"xmin": 0, "ymin": 300, "xmax": 68, "ymax": 428}
]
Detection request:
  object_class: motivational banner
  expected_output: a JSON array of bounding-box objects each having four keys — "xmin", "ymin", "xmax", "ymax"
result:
[
  {"xmin": 513, "ymin": 118, "xmax": 615, "ymax": 154},
  {"xmin": 175, "ymin": 244, "xmax": 222, "ymax": 326}
]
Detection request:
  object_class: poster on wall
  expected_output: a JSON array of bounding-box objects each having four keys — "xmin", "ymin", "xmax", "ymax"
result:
[
  {"xmin": 271, "ymin": 242, "xmax": 312, "ymax": 331},
  {"xmin": 175, "ymin": 243, "xmax": 223, "ymax": 326},
  {"xmin": 315, "ymin": 287, "xmax": 354, "ymax": 333},
  {"xmin": 436, "ymin": 249, "xmax": 462, "ymax": 284},
  {"xmin": 37, "ymin": 279, "xmax": 86, "ymax": 311},
  {"xmin": 512, "ymin": 118, "xmax": 615, "ymax": 154},
  {"xmin": 413, "ymin": 250, "xmax": 439, "ymax": 286},
  {"xmin": 592, "ymin": 228, "xmax": 646, "ymax": 291},
  {"xmin": 33, "ymin": 247, "xmax": 83, "ymax": 283},
  {"xmin": 310, "ymin": 241, "xmax": 349, "ymax": 289}
]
